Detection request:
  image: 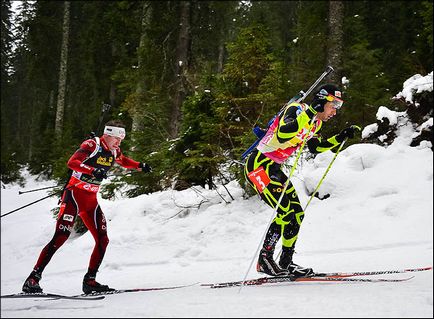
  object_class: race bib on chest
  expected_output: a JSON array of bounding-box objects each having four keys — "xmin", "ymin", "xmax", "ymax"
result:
[{"xmin": 247, "ymin": 166, "xmax": 271, "ymax": 193}]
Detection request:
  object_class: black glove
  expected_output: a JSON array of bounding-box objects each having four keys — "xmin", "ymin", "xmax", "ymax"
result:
[
  {"xmin": 139, "ymin": 162, "xmax": 152, "ymax": 173},
  {"xmin": 92, "ymin": 167, "xmax": 108, "ymax": 180},
  {"xmin": 336, "ymin": 126, "xmax": 358, "ymax": 142}
]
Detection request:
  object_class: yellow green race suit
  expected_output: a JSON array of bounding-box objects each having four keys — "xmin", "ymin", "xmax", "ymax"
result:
[{"xmin": 244, "ymin": 102, "xmax": 344, "ymax": 252}]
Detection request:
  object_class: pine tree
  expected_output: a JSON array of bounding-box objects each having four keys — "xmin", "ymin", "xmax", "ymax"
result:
[{"xmin": 1, "ymin": 0, "xmax": 24, "ymax": 183}]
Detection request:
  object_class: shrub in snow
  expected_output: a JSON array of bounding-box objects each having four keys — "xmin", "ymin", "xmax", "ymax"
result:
[{"xmin": 362, "ymin": 72, "xmax": 433, "ymax": 150}]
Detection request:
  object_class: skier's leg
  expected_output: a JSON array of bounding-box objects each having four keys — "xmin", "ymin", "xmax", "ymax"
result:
[
  {"xmin": 79, "ymin": 201, "xmax": 112, "ymax": 293},
  {"xmin": 277, "ymin": 187, "xmax": 314, "ymax": 277},
  {"xmin": 22, "ymin": 190, "xmax": 78, "ymax": 292}
]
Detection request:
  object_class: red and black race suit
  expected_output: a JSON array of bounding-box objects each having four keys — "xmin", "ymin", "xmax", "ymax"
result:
[{"xmin": 32, "ymin": 136, "xmax": 140, "ymax": 276}]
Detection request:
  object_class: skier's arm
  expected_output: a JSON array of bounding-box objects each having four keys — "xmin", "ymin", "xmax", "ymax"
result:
[
  {"xmin": 115, "ymin": 149, "xmax": 141, "ymax": 170},
  {"xmin": 276, "ymin": 103, "xmax": 317, "ymax": 143},
  {"xmin": 67, "ymin": 139, "xmax": 97, "ymax": 175},
  {"xmin": 308, "ymin": 125, "xmax": 359, "ymax": 153},
  {"xmin": 307, "ymin": 131, "xmax": 341, "ymax": 154}
]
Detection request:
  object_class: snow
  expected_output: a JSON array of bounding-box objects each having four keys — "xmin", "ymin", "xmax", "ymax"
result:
[
  {"xmin": 376, "ymin": 106, "xmax": 405, "ymax": 126},
  {"xmin": 361, "ymin": 123, "xmax": 378, "ymax": 139},
  {"xmin": 2, "ymin": 135, "xmax": 432, "ymax": 317},
  {"xmin": 419, "ymin": 118, "xmax": 433, "ymax": 131},
  {"xmin": 361, "ymin": 104, "xmax": 413, "ymax": 143},
  {"xmin": 394, "ymin": 71, "xmax": 433, "ymax": 104},
  {"xmin": 1, "ymin": 76, "xmax": 433, "ymax": 317}
]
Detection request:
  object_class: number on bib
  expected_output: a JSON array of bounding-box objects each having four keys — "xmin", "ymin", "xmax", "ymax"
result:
[{"xmin": 247, "ymin": 166, "xmax": 271, "ymax": 193}]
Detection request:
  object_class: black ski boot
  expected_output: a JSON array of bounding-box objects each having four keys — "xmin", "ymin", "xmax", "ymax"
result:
[
  {"xmin": 22, "ymin": 270, "xmax": 43, "ymax": 293},
  {"xmin": 279, "ymin": 247, "xmax": 314, "ymax": 278},
  {"xmin": 82, "ymin": 274, "xmax": 114, "ymax": 294},
  {"xmin": 257, "ymin": 248, "xmax": 290, "ymax": 276}
]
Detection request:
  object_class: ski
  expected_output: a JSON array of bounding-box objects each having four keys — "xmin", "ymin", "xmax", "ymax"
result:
[
  {"xmin": 75, "ymin": 282, "xmax": 199, "ymax": 297},
  {"xmin": 205, "ymin": 275, "xmax": 414, "ymax": 288},
  {"xmin": 313, "ymin": 266, "xmax": 432, "ymax": 278},
  {"xmin": 202, "ymin": 266, "xmax": 432, "ymax": 288},
  {"xmin": 1, "ymin": 292, "xmax": 105, "ymax": 301},
  {"xmin": 293, "ymin": 276, "xmax": 414, "ymax": 283}
]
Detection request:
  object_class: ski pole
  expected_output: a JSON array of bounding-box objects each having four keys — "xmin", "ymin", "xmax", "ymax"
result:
[
  {"xmin": 302, "ymin": 139, "xmax": 347, "ymax": 210},
  {"xmin": 303, "ymin": 125, "xmax": 361, "ymax": 210},
  {"xmin": 238, "ymin": 66, "xmax": 336, "ymax": 290},
  {"xmin": 1, "ymin": 192, "xmax": 59, "ymax": 218},
  {"xmin": 1, "ymin": 180, "xmax": 83, "ymax": 218},
  {"xmin": 238, "ymin": 133, "xmax": 310, "ymax": 294},
  {"xmin": 2, "ymin": 165, "xmax": 136, "ymax": 217},
  {"xmin": 4, "ymin": 166, "xmax": 130, "ymax": 218},
  {"xmin": 18, "ymin": 185, "xmax": 58, "ymax": 195},
  {"xmin": 274, "ymin": 125, "xmax": 360, "ymax": 260},
  {"xmin": 273, "ymin": 138, "xmax": 347, "ymax": 261}
]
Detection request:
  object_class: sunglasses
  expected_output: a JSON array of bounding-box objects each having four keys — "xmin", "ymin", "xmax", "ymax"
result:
[{"xmin": 325, "ymin": 94, "xmax": 344, "ymax": 109}]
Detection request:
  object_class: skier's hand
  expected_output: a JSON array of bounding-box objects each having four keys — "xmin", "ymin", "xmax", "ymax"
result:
[
  {"xmin": 139, "ymin": 162, "xmax": 152, "ymax": 173},
  {"xmin": 336, "ymin": 125, "xmax": 361, "ymax": 142},
  {"xmin": 92, "ymin": 167, "xmax": 108, "ymax": 180}
]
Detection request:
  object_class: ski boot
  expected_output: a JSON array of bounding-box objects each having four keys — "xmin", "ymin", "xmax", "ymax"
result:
[
  {"xmin": 279, "ymin": 247, "xmax": 314, "ymax": 278},
  {"xmin": 82, "ymin": 274, "xmax": 115, "ymax": 294},
  {"xmin": 257, "ymin": 248, "xmax": 290, "ymax": 276},
  {"xmin": 22, "ymin": 270, "xmax": 43, "ymax": 293}
]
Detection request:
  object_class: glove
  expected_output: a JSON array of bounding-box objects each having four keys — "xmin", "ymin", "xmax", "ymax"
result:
[
  {"xmin": 139, "ymin": 162, "xmax": 152, "ymax": 173},
  {"xmin": 336, "ymin": 125, "xmax": 359, "ymax": 142},
  {"xmin": 92, "ymin": 167, "xmax": 108, "ymax": 180}
]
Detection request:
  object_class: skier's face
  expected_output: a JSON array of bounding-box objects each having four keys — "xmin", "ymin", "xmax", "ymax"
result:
[
  {"xmin": 317, "ymin": 102, "xmax": 337, "ymax": 121},
  {"xmin": 105, "ymin": 135, "xmax": 122, "ymax": 150}
]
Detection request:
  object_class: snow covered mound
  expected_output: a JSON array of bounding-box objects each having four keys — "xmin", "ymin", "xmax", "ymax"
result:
[
  {"xmin": 394, "ymin": 71, "xmax": 433, "ymax": 105},
  {"xmin": 363, "ymin": 71, "xmax": 433, "ymax": 148}
]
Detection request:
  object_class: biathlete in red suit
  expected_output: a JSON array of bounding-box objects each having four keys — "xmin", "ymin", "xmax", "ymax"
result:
[{"xmin": 22, "ymin": 120, "xmax": 152, "ymax": 294}]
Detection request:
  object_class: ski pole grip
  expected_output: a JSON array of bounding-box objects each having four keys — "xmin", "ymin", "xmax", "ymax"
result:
[{"xmin": 351, "ymin": 125, "xmax": 362, "ymax": 131}]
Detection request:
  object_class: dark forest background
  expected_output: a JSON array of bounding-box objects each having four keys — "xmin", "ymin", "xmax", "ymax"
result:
[{"xmin": 1, "ymin": 1, "xmax": 433, "ymax": 197}]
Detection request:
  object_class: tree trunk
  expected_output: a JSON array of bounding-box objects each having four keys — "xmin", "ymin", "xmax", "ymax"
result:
[
  {"xmin": 169, "ymin": 1, "xmax": 190, "ymax": 139},
  {"xmin": 54, "ymin": 1, "xmax": 70, "ymax": 140},
  {"xmin": 110, "ymin": 44, "xmax": 117, "ymax": 107},
  {"xmin": 217, "ymin": 39, "xmax": 225, "ymax": 73},
  {"xmin": 132, "ymin": 2, "xmax": 152, "ymax": 134},
  {"xmin": 326, "ymin": 0, "xmax": 344, "ymax": 85}
]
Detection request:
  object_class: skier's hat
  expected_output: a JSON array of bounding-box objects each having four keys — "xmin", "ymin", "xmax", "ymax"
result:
[{"xmin": 312, "ymin": 84, "xmax": 344, "ymax": 109}]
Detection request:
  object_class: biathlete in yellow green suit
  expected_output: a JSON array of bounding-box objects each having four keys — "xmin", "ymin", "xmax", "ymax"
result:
[{"xmin": 244, "ymin": 84, "xmax": 357, "ymax": 277}]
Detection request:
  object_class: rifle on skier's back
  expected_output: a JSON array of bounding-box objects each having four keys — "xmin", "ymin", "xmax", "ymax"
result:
[
  {"xmin": 240, "ymin": 66, "xmax": 335, "ymax": 160},
  {"xmin": 59, "ymin": 102, "xmax": 112, "ymax": 196}
]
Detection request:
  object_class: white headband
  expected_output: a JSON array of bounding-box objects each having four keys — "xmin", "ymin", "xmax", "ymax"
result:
[{"xmin": 104, "ymin": 126, "xmax": 126, "ymax": 139}]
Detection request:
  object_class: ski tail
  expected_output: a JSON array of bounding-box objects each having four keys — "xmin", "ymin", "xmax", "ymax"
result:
[{"xmin": 1, "ymin": 292, "xmax": 104, "ymax": 300}]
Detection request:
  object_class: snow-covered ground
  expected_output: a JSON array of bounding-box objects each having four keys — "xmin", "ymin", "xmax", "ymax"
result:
[{"xmin": 1, "ymin": 73, "xmax": 433, "ymax": 317}]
